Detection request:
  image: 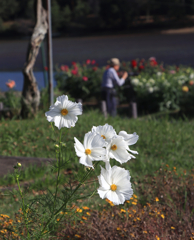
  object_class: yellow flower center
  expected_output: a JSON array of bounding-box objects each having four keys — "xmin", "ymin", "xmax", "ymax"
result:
[
  {"xmin": 111, "ymin": 184, "xmax": 117, "ymax": 191},
  {"xmin": 111, "ymin": 144, "xmax": 117, "ymax": 151},
  {"xmin": 61, "ymin": 109, "xmax": 68, "ymax": 116},
  {"xmin": 85, "ymin": 149, "xmax": 91, "ymax": 155},
  {"xmin": 101, "ymin": 135, "xmax": 106, "ymax": 139}
]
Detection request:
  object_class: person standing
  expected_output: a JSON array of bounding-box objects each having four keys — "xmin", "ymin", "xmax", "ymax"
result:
[{"xmin": 102, "ymin": 58, "xmax": 128, "ymax": 116}]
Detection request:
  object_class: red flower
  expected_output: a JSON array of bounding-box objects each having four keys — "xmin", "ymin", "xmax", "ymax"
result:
[
  {"xmin": 189, "ymin": 80, "xmax": 194, "ymax": 86},
  {"xmin": 71, "ymin": 69, "xmax": 78, "ymax": 75},
  {"xmin": 86, "ymin": 59, "xmax": 91, "ymax": 65},
  {"xmin": 72, "ymin": 61, "xmax": 77, "ymax": 66},
  {"xmin": 131, "ymin": 60, "xmax": 137, "ymax": 68},
  {"xmin": 60, "ymin": 65, "xmax": 69, "ymax": 72},
  {"xmin": 139, "ymin": 65, "xmax": 144, "ymax": 71},
  {"xmin": 6, "ymin": 80, "xmax": 15, "ymax": 89},
  {"xmin": 44, "ymin": 66, "xmax": 48, "ymax": 71},
  {"xmin": 92, "ymin": 66, "xmax": 98, "ymax": 71},
  {"xmin": 149, "ymin": 57, "xmax": 158, "ymax": 66},
  {"xmin": 91, "ymin": 60, "xmax": 96, "ymax": 65},
  {"xmin": 82, "ymin": 76, "xmax": 88, "ymax": 81}
]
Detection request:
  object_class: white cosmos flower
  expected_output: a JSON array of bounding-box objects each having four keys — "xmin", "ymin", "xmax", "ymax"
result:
[
  {"xmin": 107, "ymin": 136, "xmax": 133, "ymax": 164},
  {"xmin": 97, "ymin": 163, "xmax": 133, "ymax": 205},
  {"xmin": 45, "ymin": 95, "xmax": 82, "ymax": 130},
  {"xmin": 74, "ymin": 131, "xmax": 106, "ymax": 168},
  {"xmin": 118, "ymin": 131, "xmax": 139, "ymax": 156},
  {"xmin": 91, "ymin": 124, "xmax": 116, "ymax": 144}
]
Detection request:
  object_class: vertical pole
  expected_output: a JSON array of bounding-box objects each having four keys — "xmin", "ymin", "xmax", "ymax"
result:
[
  {"xmin": 41, "ymin": 41, "xmax": 48, "ymax": 88},
  {"xmin": 47, "ymin": 0, "xmax": 54, "ymax": 105}
]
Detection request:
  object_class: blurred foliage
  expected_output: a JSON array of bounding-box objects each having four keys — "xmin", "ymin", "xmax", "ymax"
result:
[
  {"xmin": 1, "ymin": 0, "xmax": 194, "ymax": 34},
  {"xmin": 54, "ymin": 58, "xmax": 194, "ymax": 114}
]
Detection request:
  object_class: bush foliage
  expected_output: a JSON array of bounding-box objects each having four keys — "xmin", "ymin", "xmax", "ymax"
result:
[{"xmin": 55, "ymin": 58, "xmax": 194, "ymax": 114}]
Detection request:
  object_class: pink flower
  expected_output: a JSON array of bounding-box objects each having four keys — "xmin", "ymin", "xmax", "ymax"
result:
[
  {"xmin": 82, "ymin": 76, "xmax": 88, "ymax": 81},
  {"xmin": 86, "ymin": 59, "xmax": 91, "ymax": 65},
  {"xmin": 169, "ymin": 70, "xmax": 176, "ymax": 74},
  {"xmin": 91, "ymin": 60, "xmax": 96, "ymax": 65},
  {"xmin": 6, "ymin": 80, "xmax": 15, "ymax": 89},
  {"xmin": 72, "ymin": 61, "xmax": 77, "ymax": 66},
  {"xmin": 71, "ymin": 69, "xmax": 78, "ymax": 75},
  {"xmin": 60, "ymin": 65, "xmax": 69, "ymax": 72}
]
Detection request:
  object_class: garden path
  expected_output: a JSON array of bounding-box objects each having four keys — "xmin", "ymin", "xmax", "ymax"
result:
[{"xmin": 0, "ymin": 155, "xmax": 52, "ymax": 177}]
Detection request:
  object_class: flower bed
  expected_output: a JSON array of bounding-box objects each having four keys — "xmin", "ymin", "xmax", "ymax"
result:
[{"xmin": 55, "ymin": 58, "xmax": 194, "ymax": 113}]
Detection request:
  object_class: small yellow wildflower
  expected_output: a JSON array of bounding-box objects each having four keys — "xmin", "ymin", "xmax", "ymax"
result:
[
  {"xmin": 143, "ymin": 231, "xmax": 147, "ymax": 234},
  {"xmin": 76, "ymin": 208, "xmax": 82, "ymax": 213},
  {"xmin": 171, "ymin": 226, "xmax": 175, "ymax": 230},
  {"xmin": 126, "ymin": 200, "xmax": 130, "ymax": 203},
  {"xmin": 120, "ymin": 209, "xmax": 126, "ymax": 213},
  {"xmin": 86, "ymin": 212, "xmax": 90, "ymax": 216},
  {"xmin": 117, "ymin": 227, "xmax": 121, "ymax": 231},
  {"xmin": 156, "ymin": 235, "xmax": 160, "ymax": 240},
  {"xmin": 132, "ymin": 202, "xmax": 137, "ymax": 205},
  {"xmin": 130, "ymin": 233, "xmax": 135, "ymax": 237},
  {"xmin": 75, "ymin": 234, "xmax": 81, "ymax": 238},
  {"xmin": 133, "ymin": 194, "xmax": 137, "ymax": 198},
  {"xmin": 82, "ymin": 206, "xmax": 89, "ymax": 210},
  {"xmin": 82, "ymin": 216, "xmax": 87, "ymax": 220},
  {"xmin": 57, "ymin": 218, "xmax": 60, "ymax": 221},
  {"xmin": 155, "ymin": 197, "xmax": 159, "ymax": 202},
  {"xmin": 161, "ymin": 214, "xmax": 165, "ymax": 219}
]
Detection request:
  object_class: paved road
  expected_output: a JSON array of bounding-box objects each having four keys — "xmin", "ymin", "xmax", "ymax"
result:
[{"xmin": 0, "ymin": 32, "xmax": 194, "ymax": 71}]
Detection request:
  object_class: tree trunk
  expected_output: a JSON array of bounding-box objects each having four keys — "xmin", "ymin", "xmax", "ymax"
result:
[{"xmin": 21, "ymin": 0, "xmax": 48, "ymax": 118}]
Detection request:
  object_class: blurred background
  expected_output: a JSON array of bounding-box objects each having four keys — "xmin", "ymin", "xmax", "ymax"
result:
[{"xmin": 0, "ymin": 0, "xmax": 194, "ymax": 116}]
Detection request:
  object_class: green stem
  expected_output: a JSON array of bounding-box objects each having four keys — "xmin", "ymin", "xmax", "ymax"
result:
[
  {"xmin": 40, "ymin": 162, "xmax": 99, "ymax": 238},
  {"xmin": 16, "ymin": 176, "xmax": 30, "ymax": 239},
  {"xmin": 53, "ymin": 129, "xmax": 63, "ymax": 211}
]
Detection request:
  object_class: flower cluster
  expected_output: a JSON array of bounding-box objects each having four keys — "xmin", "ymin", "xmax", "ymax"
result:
[
  {"xmin": 45, "ymin": 95, "xmax": 139, "ymax": 205},
  {"xmin": 74, "ymin": 123, "xmax": 139, "ymax": 205}
]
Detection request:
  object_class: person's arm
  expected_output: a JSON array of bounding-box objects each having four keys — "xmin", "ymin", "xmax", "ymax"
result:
[{"xmin": 111, "ymin": 69, "xmax": 128, "ymax": 86}]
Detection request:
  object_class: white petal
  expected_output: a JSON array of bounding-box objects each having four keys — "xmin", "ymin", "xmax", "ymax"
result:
[
  {"xmin": 98, "ymin": 174, "xmax": 110, "ymax": 190},
  {"xmin": 79, "ymin": 155, "xmax": 93, "ymax": 168},
  {"xmin": 91, "ymin": 134, "xmax": 106, "ymax": 148},
  {"xmin": 111, "ymin": 166, "xmax": 130, "ymax": 184},
  {"xmin": 109, "ymin": 149, "xmax": 131, "ymax": 164},
  {"xmin": 128, "ymin": 149, "xmax": 138, "ymax": 155},
  {"xmin": 83, "ymin": 132, "xmax": 95, "ymax": 149},
  {"xmin": 106, "ymin": 190, "xmax": 125, "ymax": 205},
  {"xmin": 119, "ymin": 131, "xmax": 139, "ymax": 145},
  {"xmin": 97, "ymin": 188, "xmax": 109, "ymax": 199},
  {"xmin": 90, "ymin": 148, "xmax": 106, "ymax": 160},
  {"xmin": 74, "ymin": 137, "xmax": 85, "ymax": 157}
]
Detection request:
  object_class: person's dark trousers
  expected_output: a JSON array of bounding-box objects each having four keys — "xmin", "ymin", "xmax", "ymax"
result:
[{"xmin": 102, "ymin": 88, "xmax": 117, "ymax": 117}]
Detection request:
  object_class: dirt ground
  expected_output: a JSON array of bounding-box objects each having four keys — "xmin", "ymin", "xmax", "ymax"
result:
[
  {"xmin": 0, "ymin": 30, "xmax": 194, "ymax": 71},
  {"xmin": 0, "ymin": 155, "xmax": 52, "ymax": 177}
]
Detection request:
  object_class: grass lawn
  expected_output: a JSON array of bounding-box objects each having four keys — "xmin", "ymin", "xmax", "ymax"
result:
[{"xmin": 0, "ymin": 110, "xmax": 193, "ymax": 239}]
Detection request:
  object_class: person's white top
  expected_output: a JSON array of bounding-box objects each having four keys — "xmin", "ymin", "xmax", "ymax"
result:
[{"xmin": 102, "ymin": 67, "xmax": 125, "ymax": 88}]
